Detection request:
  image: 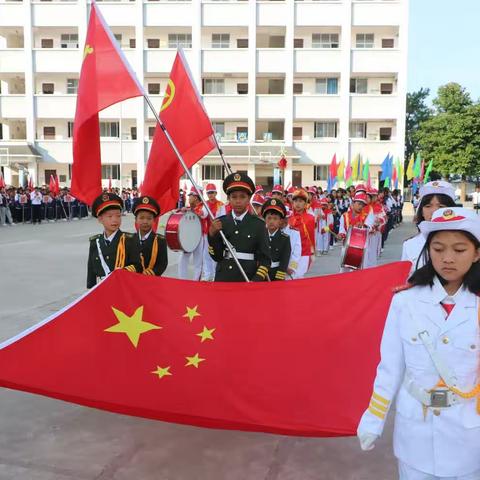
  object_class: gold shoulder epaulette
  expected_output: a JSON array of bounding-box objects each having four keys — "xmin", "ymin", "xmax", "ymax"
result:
[
  {"xmin": 392, "ymin": 283, "xmax": 413, "ymax": 294},
  {"xmin": 89, "ymin": 234, "xmax": 101, "ymax": 242},
  {"xmin": 124, "ymin": 232, "xmax": 134, "ymax": 238}
]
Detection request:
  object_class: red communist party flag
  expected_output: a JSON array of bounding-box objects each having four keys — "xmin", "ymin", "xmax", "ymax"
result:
[
  {"xmin": 71, "ymin": 2, "xmax": 144, "ymax": 205},
  {"xmin": 0, "ymin": 262, "xmax": 410, "ymax": 436},
  {"xmin": 141, "ymin": 50, "xmax": 215, "ymax": 213}
]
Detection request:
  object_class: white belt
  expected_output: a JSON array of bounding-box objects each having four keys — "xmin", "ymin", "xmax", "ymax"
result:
[
  {"xmin": 402, "ymin": 372, "xmax": 465, "ymax": 408},
  {"xmin": 271, "ymin": 261, "xmax": 280, "ymax": 268},
  {"xmin": 225, "ymin": 251, "xmax": 255, "ymax": 261}
]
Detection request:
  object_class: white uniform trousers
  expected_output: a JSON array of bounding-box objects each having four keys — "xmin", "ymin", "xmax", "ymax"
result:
[
  {"xmin": 363, "ymin": 232, "xmax": 379, "ymax": 268},
  {"xmin": 178, "ymin": 236, "xmax": 204, "ymax": 280},
  {"xmin": 202, "ymin": 235, "xmax": 216, "ymax": 281},
  {"xmin": 291, "ymin": 255, "xmax": 309, "ymax": 279},
  {"xmin": 316, "ymin": 231, "xmax": 330, "ymax": 253},
  {"xmin": 399, "ymin": 461, "xmax": 480, "ymax": 480}
]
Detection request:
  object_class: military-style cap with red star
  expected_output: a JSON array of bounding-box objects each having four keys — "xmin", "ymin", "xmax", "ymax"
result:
[
  {"xmin": 261, "ymin": 198, "xmax": 287, "ymax": 219},
  {"xmin": 223, "ymin": 172, "xmax": 255, "ymax": 196},
  {"xmin": 132, "ymin": 196, "xmax": 160, "ymax": 217},
  {"xmin": 91, "ymin": 192, "xmax": 123, "ymax": 217}
]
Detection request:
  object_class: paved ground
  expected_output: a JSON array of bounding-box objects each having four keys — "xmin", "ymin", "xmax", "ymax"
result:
[{"xmin": 0, "ymin": 212, "xmax": 417, "ymax": 480}]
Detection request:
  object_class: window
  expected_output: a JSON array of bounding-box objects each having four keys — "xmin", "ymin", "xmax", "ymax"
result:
[
  {"xmin": 315, "ymin": 78, "xmax": 338, "ymax": 94},
  {"xmin": 382, "ymin": 38, "xmax": 394, "ymax": 49},
  {"xmin": 212, "ymin": 34, "xmax": 230, "ymax": 49},
  {"xmin": 41, "ymin": 38, "xmax": 53, "ymax": 48},
  {"xmin": 42, "ymin": 83, "xmax": 54, "ymax": 94},
  {"xmin": 168, "ymin": 34, "xmax": 192, "ymax": 49},
  {"xmin": 314, "ymin": 165, "xmax": 329, "ymax": 181},
  {"xmin": 67, "ymin": 121, "xmax": 74, "ymax": 138},
  {"xmin": 114, "ymin": 34, "xmax": 122, "ymax": 46},
  {"xmin": 293, "ymin": 83, "xmax": 303, "ymax": 94},
  {"xmin": 147, "ymin": 38, "xmax": 160, "ymax": 49},
  {"xmin": 293, "ymin": 126, "xmax": 303, "ymax": 140},
  {"xmin": 236, "ymin": 126, "xmax": 248, "ymax": 142},
  {"xmin": 202, "ymin": 165, "xmax": 224, "ymax": 180},
  {"xmin": 379, "ymin": 127, "xmax": 392, "ymax": 141},
  {"xmin": 237, "ymin": 38, "xmax": 248, "ymax": 48},
  {"xmin": 314, "ymin": 121, "xmax": 337, "ymax": 138},
  {"xmin": 59, "ymin": 175, "xmax": 67, "ymax": 183},
  {"xmin": 100, "ymin": 121, "xmax": 119, "ymax": 138},
  {"xmin": 350, "ymin": 78, "xmax": 368, "ymax": 94},
  {"xmin": 101, "ymin": 165, "xmax": 120, "ymax": 180},
  {"xmin": 268, "ymin": 36, "xmax": 285, "ymax": 48},
  {"xmin": 148, "ymin": 83, "xmax": 161, "ymax": 94},
  {"xmin": 130, "ymin": 126, "xmax": 137, "ymax": 140},
  {"xmin": 237, "ymin": 83, "xmax": 248, "ymax": 94},
  {"xmin": 43, "ymin": 126, "xmax": 56, "ymax": 139},
  {"xmin": 312, "ymin": 33, "xmax": 339, "ymax": 48},
  {"xmin": 66, "ymin": 78, "xmax": 78, "ymax": 94},
  {"xmin": 148, "ymin": 126, "xmax": 156, "ymax": 139},
  {"xmin": 356, "ymin": 33, "xmax": 374, "ymax": 48},
  {"xmin": 212, "ymin": 122, "xmax": 225, "ymax": 140},
  {"xmin": 380, "ymin": 83, "xmax": 393, "ymax": 95},
  {"xmin": 129, "ymin": 38, "xmax": 136, "ymax": 48},
  {"xmin": 60, "ymin": 33, "xmax": 78, "ymax": 49},
  {"xmin": 203, "ymin": 79, "xmax": 225, "ymax": 94},
  {"xmin": 350, "ymin": 122, "xmax": 367, "ymax": 138},
  {"xmin": 294, "ymin": 38, "xmax": 304, "ymax": 48}
]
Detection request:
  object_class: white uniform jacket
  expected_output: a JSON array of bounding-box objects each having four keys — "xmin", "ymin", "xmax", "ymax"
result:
[
  {"xmin": 358, "ymin": 278, "xmax": 480, "ymax": 477},
  {"xmin": 283, "ymin": 226, "xmax": 301, "ymax": 276},
  {"xmin": 401, "ymin": 233, "xmax": 425, "ymax": 274}
]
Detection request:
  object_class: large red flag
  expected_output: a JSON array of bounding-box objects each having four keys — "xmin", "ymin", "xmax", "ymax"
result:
[
  {"xmin": 48, "ymin": 174, "xmax": 55, "ymax": 193},
  {"xmin": 329, "ymin": 153, "xmax": 338, "ymax": 179},
  {"xmin": 141, "ymin": 50, "xmax": 215, "ymax": 213},
  {"xmin": 0, "ymin": 262, "xmax": 409, "ymax": 437},
  {"xmin": 28, "ymin": 175, "xmax": 34, "ymax": 190},
  {"xmin": 54, "ymin": 174, "xmax": 60, "ymax": 195},
  {"xmin": 0, "ymin": 172, "xmax": 5, "ymax": 189},
  {"xmin": 71, "ymin": 2, "xmax": 144, "ymax": 205}
]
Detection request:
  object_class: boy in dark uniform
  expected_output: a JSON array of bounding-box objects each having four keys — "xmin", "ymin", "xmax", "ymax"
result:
[
  {"xmin": 87, "ymin": 192, "xmax": 142, "ymax": 289},
  {"xmin": 208, "ymin": 172, "xmax": 271, "ymax": 282},
  {"xmin": 261, "ymin": 198, "xmax": 291, "ymax": 281},
  {"xmin": 132, "ymin": 195, "xmax": 168, "ymax": 276}
]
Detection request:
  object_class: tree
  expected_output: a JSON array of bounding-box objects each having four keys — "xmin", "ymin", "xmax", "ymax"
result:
[
  {"xmin": 405, "ymin": 88, "xmax": 432, "ymax": 163},
  {"xmin": 433, "ymin": 82, "xmax": 472, "ymax": 114}
]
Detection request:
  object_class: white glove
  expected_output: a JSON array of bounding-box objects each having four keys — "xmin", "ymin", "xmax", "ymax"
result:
[{"xmin": 357, "ymin": 432, "xmax": 379, "ymax": 451}]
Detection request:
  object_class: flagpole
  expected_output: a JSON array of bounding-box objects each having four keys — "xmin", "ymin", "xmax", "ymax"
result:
[
  {"xmin": 212, "ymin": 135, "xmax": 233, "ymax": 176},
  {"xmin": 143, "ymin": 94, "xmax": 250, "ymax": 283}
]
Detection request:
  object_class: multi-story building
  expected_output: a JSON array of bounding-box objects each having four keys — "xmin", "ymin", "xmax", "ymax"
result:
[{"xmin": 0, "ymin": 0, "xmax": 408, "ymax": 194}]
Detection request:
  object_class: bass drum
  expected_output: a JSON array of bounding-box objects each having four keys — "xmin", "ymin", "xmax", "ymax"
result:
[
  {"xmin": 159, "ymin": 211, "xmax": 202, "ymax": 253},
  {"xmin": 341, "ymin": 226, "xmax": 367, "ymax": 270}
]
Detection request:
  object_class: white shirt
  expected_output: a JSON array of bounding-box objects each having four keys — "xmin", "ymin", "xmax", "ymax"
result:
[
  {"xmin": 104, "ymin": 230, "xmax": 119, "ymax": 243},
  {"xmin": 472, "ymin": 191, "xmax": 480, "ymax": 206},
  {"xmin": 401, "ymin": 233, "xmax": 426, "ymax": 273},
  {"xmin": 232, "ymin": 210, "xmax": 248, "ymax": 223},
  {"xmin": 30, "ymin": 191, "xmax": 42, "ymax": 205},
  {"xmin": 139, "ymin": 230, "xmax": 152, "ymax": 242}
]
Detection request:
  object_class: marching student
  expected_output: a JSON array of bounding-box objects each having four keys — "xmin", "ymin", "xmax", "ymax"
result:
[
  {"xmin": 208, "ymin": 172, "xmax": 271, "ymax": 282},
  {"xmin": 87, "ymin": 192, "xmax": 142, "ymax": 289},
  {"xmin": 261, "ymin": 198, "xmax": 291, "ymax": 281},
  {"xmin": 252, "ymin": 193, "xmax": 265, "ymax": 216},
  {"xmin": 402, "ymin": 181, "xmax": 456, "ymax": 273},
  {"xmin": 178, "ymin": 186, "xmax": 208, "ymax": 281},
  {"xmin": 132, "ymin": 196, "xmax": 168, "ymax": 276},
  {"xmin": 282, "ymin": 212, "xmax": 302, "ymax": 280},
  {"xmin": 316, "ymin": 197, "xmax": 334, "ymax": 255},
  {"xmin": 202, "ymin": 183, "xmax": 226, "ymax": 281},
  {"xmin": 358, "ymin": 206, "xmax": 480, "ymax": 480},
  {"xmin": 288, "ymin": 188, "xmax": 316, "ymax": 279}
]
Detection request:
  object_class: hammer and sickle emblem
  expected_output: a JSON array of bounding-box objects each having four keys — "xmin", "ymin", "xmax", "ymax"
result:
[
  {"xmin": 160, "ymin": 80, "xmax": 176, "ymax": 112},
  {"xmin": 83, "ymin": 44, "xmax": 94, "ymax": 60}
]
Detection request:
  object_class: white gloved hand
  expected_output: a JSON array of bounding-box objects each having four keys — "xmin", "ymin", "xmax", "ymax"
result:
[{"xmin": 357, "ymin": 432, "xmax": 379, "ymax": 451}]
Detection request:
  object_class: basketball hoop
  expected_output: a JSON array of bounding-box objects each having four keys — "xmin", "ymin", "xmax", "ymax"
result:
[{"xmin": 259, "ymin": 152, "xmax": 272, "ymax": 164}]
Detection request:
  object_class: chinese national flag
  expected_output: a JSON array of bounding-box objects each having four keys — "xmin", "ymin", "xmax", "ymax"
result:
[
  {"xmin": 0, "ymin": 262, "xmax": 409, "ymax": 437},
  {"xmin": 48, "ymin": 174, "xmax": 55, "ymax": 193},
  {"xmin": 0, "ymin": 172, "xmax": 5, "ymax": 189},
  {"xmin": 141, "ymin": 51, "xmax": 215, "ymax": 213},
  {"xmin": 71, "ymin": 2, "xmax": 143, "ymax": 205}
]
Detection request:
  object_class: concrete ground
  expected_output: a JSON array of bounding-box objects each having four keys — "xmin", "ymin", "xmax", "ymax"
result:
[{"xmin": 0, "ymin": 212, "xmax": 417, "ymax": 480}]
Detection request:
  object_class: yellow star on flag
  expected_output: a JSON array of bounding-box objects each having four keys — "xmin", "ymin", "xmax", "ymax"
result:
[
  {"xmin": 105, "ymin": 306, "xmax": 161, "ymax": 348},
  {"xmin": 196, "ymin": 326, "xmax": 215, "ymax": 343},
  {"xmin": 185, "ymin": 353, "xmax": 205, "ymax": 369},
  {"xmin": 83, "ymin": 44, "xmax": 94, "ymax": 60},
  {"xmin": 183, "ymin": 305, "xmax": 201, "ymax": 323},
  {"xmin": 151, "ymin": 366, "xmax": 172, "ymax": 379}
]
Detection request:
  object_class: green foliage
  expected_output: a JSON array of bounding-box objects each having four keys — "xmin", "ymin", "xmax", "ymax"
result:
[
  {"xmin": 405, "ymin": 88, "xmax": 432, "ymax": 163},
  {"xmin": 433, "ymin": 83, "xmax": 472, "ymax": 114}
]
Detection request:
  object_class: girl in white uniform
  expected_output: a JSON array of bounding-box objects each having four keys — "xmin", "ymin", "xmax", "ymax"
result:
[
  {"xmin": 402, "ymin": 181, "xmax": 456, "ymax": 273},
  {"xmin": 358, "ymin": 206, "xmax": 480, "ymax": 480}
]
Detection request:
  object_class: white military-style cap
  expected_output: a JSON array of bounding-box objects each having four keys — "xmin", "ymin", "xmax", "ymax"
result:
[
  {"xmin": 419, "ymin": 207, "xmax": 480, "ymax": 242},
  {"xmin": 419, "ymin": 180, "xmax": 456, "ymax": 202}
]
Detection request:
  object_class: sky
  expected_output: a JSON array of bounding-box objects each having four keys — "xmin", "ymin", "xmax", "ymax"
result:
[{"xmin": 408, "ymin": 0, "xmax": 480, "ymax": 101}]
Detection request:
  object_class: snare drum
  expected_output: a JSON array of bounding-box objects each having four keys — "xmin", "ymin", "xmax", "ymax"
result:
[
  {"xmin": 164, "ymin": 211, "xmax": 202, "ymax": 253},
  {"xmin": 341, "ymin": 226, "xmax": 367, "ymax": 270}
]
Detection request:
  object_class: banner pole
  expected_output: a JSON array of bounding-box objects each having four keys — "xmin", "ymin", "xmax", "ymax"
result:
[{"xmin": 143, "ymin": 95, "xmax": 250, "ymax": 283}]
